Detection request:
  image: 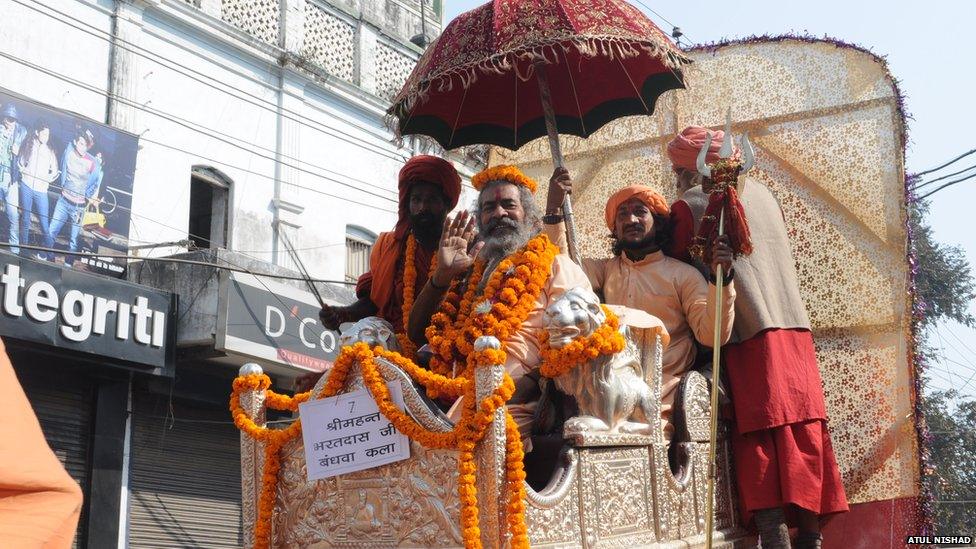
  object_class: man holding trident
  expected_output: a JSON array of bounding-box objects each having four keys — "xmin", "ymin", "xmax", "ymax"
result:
[{"xmin": 667, "ymin": 121, "xmax": 848, "ymax": 549}]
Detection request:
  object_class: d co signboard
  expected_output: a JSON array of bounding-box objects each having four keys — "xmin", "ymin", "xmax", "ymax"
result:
[{"xmin": 216, "ymin": 272, "xmax": 340, "ymax": 374}]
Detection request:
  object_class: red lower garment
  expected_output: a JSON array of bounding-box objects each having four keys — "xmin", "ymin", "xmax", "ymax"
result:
[{"xmin": 732, "ymin": 418, "xmax": 850, "ymax": 525}]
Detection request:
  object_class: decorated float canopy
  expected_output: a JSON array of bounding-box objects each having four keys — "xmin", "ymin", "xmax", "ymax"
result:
[{"xmin": 493, "ymin": 36, "xmax": 920, "ymax": 518}]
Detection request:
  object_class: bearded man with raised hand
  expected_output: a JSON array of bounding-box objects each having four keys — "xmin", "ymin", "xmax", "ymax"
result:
[{"xmin": 407, "ymin": 165, "xmax": 591, "ymax": 450}]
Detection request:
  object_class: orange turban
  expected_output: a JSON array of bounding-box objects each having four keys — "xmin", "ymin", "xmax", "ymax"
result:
[
  {"xmin": 393, "ymin": 155, "xmax": 461, "ymax": 239},
  {"xmin": 604, "ymin": 185, "xmax": 669, "ymax": 232},
  {"xmin": 666, "ymin": 126, "xmax": 739, "ymax": 173}
]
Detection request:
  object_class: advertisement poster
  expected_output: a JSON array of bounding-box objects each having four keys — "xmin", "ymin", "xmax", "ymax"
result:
[{"xmin": 0, "ymin": 87, "xmax": 138, "ymax": 277}]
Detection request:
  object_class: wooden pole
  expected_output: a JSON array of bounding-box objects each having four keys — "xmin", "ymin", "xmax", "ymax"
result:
[
  {"xmin": 704, "ymin": 206, "xmax": 726, "ymax": 548},
  {"xmin": 534, "ymin": 60, "xmax": 581, "ymax": 265}
]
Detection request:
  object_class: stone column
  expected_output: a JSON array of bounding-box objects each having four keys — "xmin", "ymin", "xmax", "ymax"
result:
[{"xmin": 107, "ymin": 0, "xmax": 155, "ymax": 133}]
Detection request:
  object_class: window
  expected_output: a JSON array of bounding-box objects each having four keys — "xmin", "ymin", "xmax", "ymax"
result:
[
  {"xmin": 188, "ymin": 167, "xmax": 231, "ymax": 249},
  {"xmin": 345, "ymin": 225, "xmax": 376, "ymax": 282}
]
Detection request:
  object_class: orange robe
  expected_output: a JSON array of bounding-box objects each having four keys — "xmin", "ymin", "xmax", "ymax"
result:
[
  {"xmin": 448, "ymin": 253, "xmax": 592, "ymax": 450},
  {"xmin": 545, "ymin": 224, "xmax": 735, "ymax": 439},
  {"xmin": 0, "ymin": 338, "xmax": 83, "ymax": 548}
]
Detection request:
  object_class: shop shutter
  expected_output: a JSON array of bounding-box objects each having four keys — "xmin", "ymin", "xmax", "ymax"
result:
[
  {"xmin": 127, "ymin": 392, "xmax": 243, "ymax": 548},
  {"xmin": 17, "ymin": 368, "xmax": 95, "ymax": 549}
]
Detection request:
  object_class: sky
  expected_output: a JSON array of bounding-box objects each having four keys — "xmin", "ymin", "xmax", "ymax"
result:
[{"xmin": 444, "ymin": 0, "xmax": 976, "ymax": 399}]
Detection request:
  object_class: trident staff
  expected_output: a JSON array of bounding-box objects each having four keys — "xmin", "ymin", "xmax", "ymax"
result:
[{"xmin": 694, "ymin": 113, "xmax": 754, "ymax": 549}]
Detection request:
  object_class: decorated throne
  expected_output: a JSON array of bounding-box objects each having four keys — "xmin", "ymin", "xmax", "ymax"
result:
[{"xmin": 234, "ymin": 296, "xmax": 743, "ymax": 548}]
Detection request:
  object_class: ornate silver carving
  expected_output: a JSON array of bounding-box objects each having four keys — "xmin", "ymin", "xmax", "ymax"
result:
[
  {"xmin": 579, "ymin": 447, "xmax": 655, "ymax": 547},
  {"xmin": 473, "ymin": 353, "xmax": 508, "ymax": 549},
  {"xmin": 544, "ymin": 288, "xmax": 658, "ymax": 438},
  {"xmin": 238, "ymin": 382, "xmax": 266, "ymax": 549}
]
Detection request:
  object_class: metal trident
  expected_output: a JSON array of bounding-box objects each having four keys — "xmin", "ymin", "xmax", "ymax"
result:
[{"xmin": 699, "ymin": 109, "xmax": 753, "ymax": 549}]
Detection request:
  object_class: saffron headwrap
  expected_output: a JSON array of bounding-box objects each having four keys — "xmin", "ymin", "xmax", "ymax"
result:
[
  {"xmin": 604, "ymin": 185, "xmax": 670, "ymax": 232},
  {"xmin": 666, "ymin": 126, "xmax": 740, "ymax": 173}
]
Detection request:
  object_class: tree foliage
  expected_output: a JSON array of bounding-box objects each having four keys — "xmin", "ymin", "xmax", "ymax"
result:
[{"xmin": 911, "ymin": 200, "xmax": 976, "ymax": 536}]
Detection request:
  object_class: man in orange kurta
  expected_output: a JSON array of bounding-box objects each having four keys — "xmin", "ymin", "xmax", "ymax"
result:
[
  {"xmin": 667, "ymin": 127, "xmax": 848, "ymax": 549},
  {"xmin": 545, "ymin": 171, "xmax": 736, "ymax": 440},
  {"xmin": 0, "ymin": 338, "xmax": 83, "ymax": 548},
  {"xmin": 319, "ymin": 155, "xmax": 462, "ymax": 335}
]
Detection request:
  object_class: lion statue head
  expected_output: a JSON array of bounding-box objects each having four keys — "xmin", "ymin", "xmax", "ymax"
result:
[
  {"xmin": 543, "ymin": 287, "xmax": 607, "ymax": 349},
  {"xmin": 338, "ymin": 317, "xmax": 400, "ymax": 352}
]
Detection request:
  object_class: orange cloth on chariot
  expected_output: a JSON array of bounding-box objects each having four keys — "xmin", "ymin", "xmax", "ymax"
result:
[{"xmin": 0, "ymin": 338, "xmax": 83, "ymax": 548}]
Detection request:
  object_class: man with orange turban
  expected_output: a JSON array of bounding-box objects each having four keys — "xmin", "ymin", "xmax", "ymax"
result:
[
  {"xmin": 319, "ymin": 155, "xmax": 461, "ymax": 342},
  {"xmin": 667, "ymin": 126, "xmax": 848, "ymax": 549},
  {"xmin": 545, "ymin": 168, "xmax": 736, "ymax": 439}
]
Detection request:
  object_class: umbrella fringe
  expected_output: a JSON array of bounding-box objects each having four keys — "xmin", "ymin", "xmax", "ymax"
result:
[{"xmin": 388, "ymin": 35, "xmax": 690, "ymax": 140}]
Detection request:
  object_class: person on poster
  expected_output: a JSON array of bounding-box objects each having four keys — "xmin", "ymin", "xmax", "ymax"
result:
[
  {"xmin": 44, "ymin": 127, "xmax": 102, "ymax": 264},
  {"xmin": 17, "ymin": 120, "xmax": 60, "ymax": 254},
  {"xmin": 0, "ymin": 103, "xmax": 28, "ymax": 255}
]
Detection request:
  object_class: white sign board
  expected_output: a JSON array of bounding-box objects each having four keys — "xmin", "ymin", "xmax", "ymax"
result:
[{"xmin": 299, "ymin": 382, "xmax": 411, "ymax": 481}]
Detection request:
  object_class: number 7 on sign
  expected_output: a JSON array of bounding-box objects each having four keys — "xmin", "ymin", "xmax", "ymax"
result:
[{"xmin": 348, "ymin": 401, "xmax": 356, "ymax": 414}]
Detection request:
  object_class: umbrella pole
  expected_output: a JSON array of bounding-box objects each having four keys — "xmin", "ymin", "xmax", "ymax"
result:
[
  {"xmin": 534, "ymin": 61, "xmax": 581, "ymax": 265},
  {"xmin": 705, "ymin": 207, "xmax": 726, "ymax": 549}
]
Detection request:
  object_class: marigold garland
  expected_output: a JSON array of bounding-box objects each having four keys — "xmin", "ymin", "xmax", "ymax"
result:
[
  {"xmin": 538, "ymin": 305, "xmax": 626, "ymax": 378},
  {"xmin": 231, "ymin": 235, "xmax": 557, "ymax": 549},
  {"xmin": 397, "ymin": 234, "xmax": 437, "ymax": 359},
  {"xmin": 470, "ymin": 164, "xmax": 538, "ymax": 193}
]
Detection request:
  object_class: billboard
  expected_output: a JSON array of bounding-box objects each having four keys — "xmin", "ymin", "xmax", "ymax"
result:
[{"xmin": 0, "ymin": 87, "xmax": 138, "ymax": 277}]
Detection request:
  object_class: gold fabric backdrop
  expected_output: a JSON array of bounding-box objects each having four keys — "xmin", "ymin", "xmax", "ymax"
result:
[{"xmin": 491, "ymin": 38, "xmax": 916, "ymax": 505}]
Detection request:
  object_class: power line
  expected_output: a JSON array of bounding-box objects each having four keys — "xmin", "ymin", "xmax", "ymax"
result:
[
  {"xmin": 0, "ymin": 50, "xmax": 400, "ymax": 206},
  {"xmin": 918, "ymin": 172, "xmax": 976, "ymax": 200},
  {"xmin": 14, "ymin": 0, "xmax": 408, "ymax": 163},
  {"xmin": 0, "ymin": 242, "xmax": 355, "ymax": 284},
  {"xmin": 915, "ymin": 148, "xmax": 976, "ymax": 177},
  {"xmin": 629, "ymin": 0, "xmax": 695, "ymax": 46},
  {"xmin": 0, "ymin": 49, "xmax": 400, "ymax": 214},
  {"xmin": 914, "ymin": 163, "xmax": 976, "ymax": 190}
]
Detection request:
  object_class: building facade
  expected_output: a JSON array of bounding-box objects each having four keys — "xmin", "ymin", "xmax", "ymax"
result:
[{"xmin": 0, "ymin": 0, "xmax": 476, "ymax": 546}]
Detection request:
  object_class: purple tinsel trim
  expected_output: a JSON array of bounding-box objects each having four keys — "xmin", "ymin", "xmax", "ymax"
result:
[{"xmin": 683, "ymin": 35, "xmax": 932, "ymax": 533}]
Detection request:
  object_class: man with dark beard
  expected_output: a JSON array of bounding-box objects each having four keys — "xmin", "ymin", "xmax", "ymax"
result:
[
  {"xmin": 406, "ymin": 165, "xmax": 590, "ymax": 449},
  {"xmin": 319, "ymin": 155, "xmax": 461, "ymax": 337},
  {"xmin": 544, "ymin": 170, "xmax": 736, "ymax": 440}
]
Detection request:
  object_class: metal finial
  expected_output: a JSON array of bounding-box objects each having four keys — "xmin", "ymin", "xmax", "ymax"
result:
[
  {"xmin": 718, "ymin": 108, "xmax": 733, "ymax": 159},
  {"xmin": 696, "ymin": 132, "xmax": 713, "ymax": 178}
]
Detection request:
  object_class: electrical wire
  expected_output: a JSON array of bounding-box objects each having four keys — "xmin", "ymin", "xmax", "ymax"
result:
[
  {"xmin": 914, "ymin": 148, "xmax": 976, "ymax": 177},
  {"xmin": 913, "ymin": 163, "xmax": 976, "ymax": 190},
  {"xmin": 0, "ymin": 242, "xmax": 355, "ymax": 284},
  {"xmin": 0, "ymin": 50, "xmax": 400, "ymax": 205},
  {"xmin": 917, "ymin": 172, "xmax": 976, "ymax": 200},
  {"xmin": 13, "ymin": 0, "xmax": 409, "ymax": 164}
]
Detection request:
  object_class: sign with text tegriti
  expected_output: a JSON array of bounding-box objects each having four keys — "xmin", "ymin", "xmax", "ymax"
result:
[
  {"xmin": 0, "ymin": 252, "xmax": 174, "ymax": 373},
  {"xmin": 216, "ymin": 272, "xmax": 340, "ymax": 374},
  {"xmin": 299, "ymin": 382, "xmax": 410, "ymax": 481}
]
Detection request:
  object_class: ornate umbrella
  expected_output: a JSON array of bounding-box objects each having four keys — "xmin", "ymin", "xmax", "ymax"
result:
[{"xmin": 388, "ymin": 0, "xmax": 689, "ymax": 261}]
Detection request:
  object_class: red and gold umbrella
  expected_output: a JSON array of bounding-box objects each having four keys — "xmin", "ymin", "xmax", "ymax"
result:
[
  {"xmin": 390, "ymin": 0, "xmax": 687, "ymax": 150},
  {"xmin": 388, "ymin": 0, "xmax": 688, "ymax": 260}
]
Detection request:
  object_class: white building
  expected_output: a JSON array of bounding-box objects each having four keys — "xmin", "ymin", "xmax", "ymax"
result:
[{"xmin": 0, "ymin": 0, "xmax": 479, "ymax": 546}]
